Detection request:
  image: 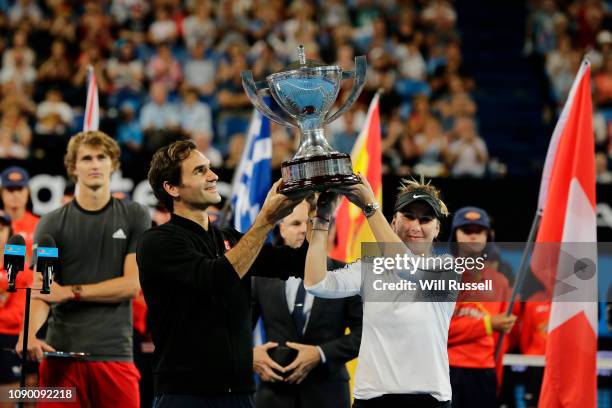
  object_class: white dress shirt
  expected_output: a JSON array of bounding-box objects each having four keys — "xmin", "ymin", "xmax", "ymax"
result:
[{"xmin": 285, "ymin": 276, "xmax": 326, "ymax": 363}]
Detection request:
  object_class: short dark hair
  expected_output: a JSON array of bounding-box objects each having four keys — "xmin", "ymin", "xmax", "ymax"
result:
[{"xmin": 148, "ymin": 140, "xmax": 197, "ymax": 212}]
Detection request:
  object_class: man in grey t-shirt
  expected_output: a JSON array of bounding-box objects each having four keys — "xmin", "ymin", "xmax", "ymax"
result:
[{"xmin": 16, "ymin": 131, "xmax": 150, "ymax": 408}]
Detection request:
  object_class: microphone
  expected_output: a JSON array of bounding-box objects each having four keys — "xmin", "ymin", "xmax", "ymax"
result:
[
  {"xmin": 35, "ymin": 234, "xmax": 58, "ymax": 295},
  {"xmin": 3, "ymin": 235, "xmax": 26, "ymax": 293}
]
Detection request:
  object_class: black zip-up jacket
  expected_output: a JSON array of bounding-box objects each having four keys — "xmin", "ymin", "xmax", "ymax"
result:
[{"xmin": 136, "ymin": 214, "xmax": 307, "ymax": 396}]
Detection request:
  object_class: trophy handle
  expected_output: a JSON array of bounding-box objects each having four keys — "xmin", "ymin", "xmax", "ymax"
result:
[
  {"xmin": 241, "ymin": 71, "xmax": 296, "ymax": 128},
  {"xmin": 324, "ymin": 56, "xmax": 367, "ymax": 125}
]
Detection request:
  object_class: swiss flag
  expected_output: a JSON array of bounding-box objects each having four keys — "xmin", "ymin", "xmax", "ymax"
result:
[{"xmin": 534, "ymin": 61, "xmax": 597, "ymax": 407}]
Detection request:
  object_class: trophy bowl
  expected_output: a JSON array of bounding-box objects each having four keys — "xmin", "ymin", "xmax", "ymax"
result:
[{"xmin": 242, "ymin": 45, "xmax": 367, "ymax": 195}]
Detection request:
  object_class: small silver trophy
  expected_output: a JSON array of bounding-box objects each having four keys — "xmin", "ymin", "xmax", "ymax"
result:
[{"xmin": 241, "ymin": 45, "xmax": 367, "ymax": 194}]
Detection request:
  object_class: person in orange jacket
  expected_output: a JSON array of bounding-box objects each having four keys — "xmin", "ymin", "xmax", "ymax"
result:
[
  {"xmin": 0, "ymin": 210, "xmax": 33, "ymax": 407},
  {"xmin": 519, "ymin": 290, "xmax": 550, "ymax": 408},
  {"xmin": 0, "ymin": 167, "xmax": 39, "ymax": 266},
  {"xmin": 447, "ymin": 207, "xmax": 518, "ymax": 408}
]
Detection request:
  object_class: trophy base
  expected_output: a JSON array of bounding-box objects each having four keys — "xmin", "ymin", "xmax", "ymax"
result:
[{"xmin": 279, "ymin": 153, "xmax": 360, "ymax": 195}]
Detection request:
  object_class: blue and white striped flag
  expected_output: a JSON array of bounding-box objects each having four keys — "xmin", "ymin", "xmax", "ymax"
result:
[
  {"xmin": 229, "ymin": 108, "xmax": 272, "ymax": 356},
  {"xmin": 230, "ymin": 109, "xmax": 272, "ymax": 232}
]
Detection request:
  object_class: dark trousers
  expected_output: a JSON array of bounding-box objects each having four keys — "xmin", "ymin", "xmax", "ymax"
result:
[
  {"xmin": 523, "ymin": 367, "xmax": 545, "ymax": 407},
  {"xmin": 450, "ymin": 366, "xmax": 497, "ymax": 408},
  {"xmin": 352, "ymin": 394, "xmax": 451, "ymax": 408},
  {"xmin": 153, "ymin": 393, "xmax": 255, "ymax": 408}
]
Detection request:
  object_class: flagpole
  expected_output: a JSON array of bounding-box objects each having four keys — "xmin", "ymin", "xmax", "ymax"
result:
[{"xmin": 494, "ymin": 210, "xmax": 542, "ymax": 360}]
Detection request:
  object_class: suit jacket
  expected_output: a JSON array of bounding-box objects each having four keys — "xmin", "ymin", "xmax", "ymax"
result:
[{"xmin": 252, "ymin": 260, "xmax": 363, "ymax": 408}]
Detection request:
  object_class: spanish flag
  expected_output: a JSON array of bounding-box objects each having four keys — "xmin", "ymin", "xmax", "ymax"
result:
[{"xmin": 331, "ymin": 92, "xmax": 382, "ymax": 262}]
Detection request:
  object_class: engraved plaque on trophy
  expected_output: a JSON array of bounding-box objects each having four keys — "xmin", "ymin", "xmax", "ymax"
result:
[{"xmin": 241, "ymin": 45, "xmax": 367, "ymax": 194}]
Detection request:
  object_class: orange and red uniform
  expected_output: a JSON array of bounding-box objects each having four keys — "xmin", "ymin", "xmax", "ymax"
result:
[
  {"xmin": 133, "ymin": 290, "xmax": 148, "ymax": 336},
  {"xmin": 0, "ymin": 267, "xmax": 33, "ymax": 335},
  {"xmin": 448, "ymin": 266, "xmax": 513, "ymax": 369},
  {"xmin": 11, "ymin": 211, "xmax": 39, "ymax": 264},
  {"xmin": 519, "ymin": 291, "xmax": 550, "ymax": 356}
]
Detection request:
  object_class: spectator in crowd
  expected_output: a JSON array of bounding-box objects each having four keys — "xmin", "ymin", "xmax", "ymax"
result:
[
  {"xmin": 216, "ymin": 42, "xmax": 252, "ymax": 151},
  {"xmin": 585, "ymin": 29, "xmax": 612, "ymax": 71},
  {"xmin": 78, "ymin": 1, "xmax": 113, "ymax": 52},
  {"xmin": 413, "ymin": 117, "xmax": 448, "ymax": 177},
  {"xmin": 117, "ymin": 2, "xmax": 150, "ymax": 48},
  {"xmin": 0, "ymin": 82, "xmax": 36, "ymax": 118},
  {"xmin": 434, "ymin": 75, "xmax": 476, "ymax": 131},
  {"xmin": 546, "ymin": 35, "xmax": 581, "ymax": 105},
  {"xmin": 395, "ymin": 40, "xmax": 427, "ymax": 81},
  {"xmin": 593, "ymin": 54, "xmax": 612, "ymax": 106},
  {"xmin": 36, "ymin": 40, "xmax": 73, "ymax": 98},
  {"xmin": 447, "ymin": 116, "xmax": 488, "ymax": 177},
  {"xmin": 179, "ymin": 86, "xmax": 213, "ymax": 139},
  {"xmin": 525, "ymin": 0, "xmax": 565, "ymax": 57},
  {"xmin": 148, "ymin": 6, "xmax": 178, "ymax": 46},
  {"xmin": 139, "ymin": 82, "xmax": 180, "ymax": 153},
  {"xmin": 72, "ymin": 45, "xmax": 111, "ymax": 102},
  {"xmin": 2, "ymin": 30, "xmax": 34, "ymax": 70},
  {"xmin": 0, "ymin": 107, "xmax": 31, "ymax": 159},
  {"xmin": 329, "ymin": 107, "xmax": 366, "ymax": 155},
  {"xmin": 183, "ymin": 41, "xmax": 217, "ymax": 97},
  {"xmin": 0, "ymin": 50, "xmax": 36, "ymax": 95},
  {"xmin": 46, "ymin": 2, "xmax": 77, "ymax": 45},
  {"xmin": 146, "ymin": 43, "xmax": 182, "ymax": 93},
  {"xmin": 183, "ymin": 0, "xmax": 216, "ymax": 49},
  {"xmin": 252, "ymin": 201, "xmax": 362, "ymax": 408},
  {"xmin": 381, "ymin": 112, "xmax": 418, "ymax": 176},
  {"xmin": 116, "ymin": 101, "xmax": 144, "ymax": 174},
  {"xmin": 35, "ymin": 89, "xmax": 73, "ymax": 136},
  {"xmin": 572, "ymin": 0, "xmax": 605, "ymax": 49},
  {"xmin": 223, "ymin": 133, "xmax": 246, "ymax": 173},
  {"xmin": 8, "ymin": 0, "xmax": 43, "ymax": 28},
  {"xmin": 408, "ymin": 94, "xmax": 434, "ymax": 135},
  {"xmin": 270, "ymin": 124, "xmax": 295, "ymax": 170},
  {"xmin": 193, "ymin": 131, "xmax": 223, "ymax": 169},
  {"xmin": 249, "ymin": 41, "xmax": 285, "ymax": 80},
  {"xmin": 596, "ymin": 151, "xmax": 612, "ymax": 184},
  {"xmin": 106, "ymin": 40, "xmax": 145, "ymax": 107}
]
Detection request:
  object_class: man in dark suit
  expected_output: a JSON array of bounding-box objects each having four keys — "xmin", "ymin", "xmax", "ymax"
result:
[{"xmin": 252, "ymin": 201, "xmax": 362, "ymax": 408}]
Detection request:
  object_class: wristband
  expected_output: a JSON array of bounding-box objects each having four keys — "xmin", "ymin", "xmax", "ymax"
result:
[
  {"xmin": 71, "ymin": 285, "xmax": 82, "ymax": 302},
  {"xmin": 309, "ymin": 217, "xmax": 329, "ymax": 230}
]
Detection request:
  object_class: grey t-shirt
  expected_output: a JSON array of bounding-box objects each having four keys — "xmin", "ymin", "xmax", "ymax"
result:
[{"xmin": 34, "ymin": 197, "xmax": 151, "ymax": 361}]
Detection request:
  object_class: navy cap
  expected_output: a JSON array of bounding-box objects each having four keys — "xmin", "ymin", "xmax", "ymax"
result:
[
  {"xmin": 1, "ymin": 167, "xmax": 29, "ymax": 188},
  {"xmin": 452, "ymin": 206, "xmax": 491, "ymax": 230},
  {"xmin": 0, "ymin": 209, "xmax": 11, "ymax": 225}
]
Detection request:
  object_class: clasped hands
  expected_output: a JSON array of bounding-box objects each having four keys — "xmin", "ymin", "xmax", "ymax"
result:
[
  {"xmin": 253, "ymin": 341, "xmax": 322, "ymax": 385},
  {"xmin": 313, "ymin": 173, "xmax": 377, "ymax": 221}
]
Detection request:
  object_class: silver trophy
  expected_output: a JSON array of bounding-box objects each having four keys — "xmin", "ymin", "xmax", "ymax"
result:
[{"xmin": 241, "ymin": 45, "xmax": 367, "ymax": 194}]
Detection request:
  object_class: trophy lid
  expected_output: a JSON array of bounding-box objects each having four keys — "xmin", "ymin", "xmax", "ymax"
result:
[{"xmin": 273, "ymin": 45, "xmax": 341, "ymax": 75}]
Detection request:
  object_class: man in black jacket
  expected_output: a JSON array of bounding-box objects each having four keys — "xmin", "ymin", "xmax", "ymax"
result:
[
  {"xmin": 137, "ymin": 140, "xmax": 309, "ymax": 408},
  {"xmin": 252, "ymin": 201, "xmax": 362, "ymax": 408}
]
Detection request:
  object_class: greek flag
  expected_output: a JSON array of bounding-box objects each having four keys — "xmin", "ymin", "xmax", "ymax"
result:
[
  {"xmin": 230, "ymin": 109, "xmax": 272, "ymax": 232},
  {"xmin": 229, "ymin": 109, "xmax": 272, "ymax": 356}
]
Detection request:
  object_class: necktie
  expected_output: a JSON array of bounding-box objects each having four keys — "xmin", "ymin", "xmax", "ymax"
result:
[{"xmin": 292, "ymin": 280, "xmax": 306, "ymax": 336}]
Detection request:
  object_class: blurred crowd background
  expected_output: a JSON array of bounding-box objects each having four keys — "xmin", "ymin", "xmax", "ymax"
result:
[{"xmin": 0, "ymin": 0, "xmax": 609, "ymax": 184}]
